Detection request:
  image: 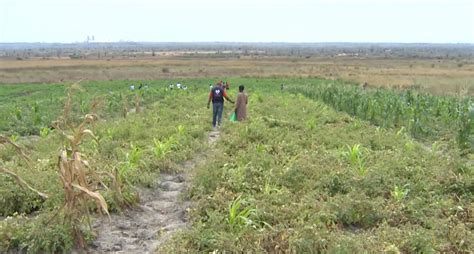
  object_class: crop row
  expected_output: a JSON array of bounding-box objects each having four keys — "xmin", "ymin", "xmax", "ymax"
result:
[{"xmin": 288, "ymin": 82, "xmax": 473, "ymax": 153}]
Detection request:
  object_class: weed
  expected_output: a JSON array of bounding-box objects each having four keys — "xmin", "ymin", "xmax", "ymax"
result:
[{"xmin": 0, "ymin": 135, "xmax": 48, "ymax": 201}]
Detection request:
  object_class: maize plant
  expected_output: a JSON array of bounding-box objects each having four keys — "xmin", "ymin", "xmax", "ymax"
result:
[
  {"xmin": 176, "ymin": 125, "xmax": 186, "ymax": 136},
  {"xmin": 122, "ymin": 143, "xmax": 143, "ymax": 172},
  {"xmin": 391, "ymin": 184, "xmax": 410, "ymax": 202},
  {"xmin": 289, "ymin": 82, "xmax": 472, "ymax": 153},
  {"xmin": 55, "ymin": 86, "xmax": 110, "ymax": 249},
  {"xmin": 31, "ymin": 102, "xmax": 42, "ymax": 126},
  {"xmin": 227, "ymin": 195, "xmax": 256, "ymax": 232},
  {"xmin": 122, "ymin": 94, "xmax": 128, "ymax": 118},
  {"xmin": 13, "ymin": 106, "xmax": 23, "ymax": 121},
  {"xmin": 457, "ymin": 101, "xmax": 473, "ymax": 152},
  {"xmin": 135, "ymin": 93, "xmax": 141, "ymax": 113},
  {"xmin": 39, "ymin": 126, "xmax": 50, "ymax": 138},
  {"xmin": 342, "ymin": 144, "xmax": 368, "ymax": 177},
  {"xmin": 153, "ymin": 137, "xmax": 175, "ymax": 160}
]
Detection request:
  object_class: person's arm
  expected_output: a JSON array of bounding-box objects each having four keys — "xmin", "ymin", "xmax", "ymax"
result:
[
  {"xmin": 223, "ymin": 90, "xmax": 234, "ymax": 104},
  {"xmin": 207, "ymin": 92, "xmax": 212, "ymax": 108}
]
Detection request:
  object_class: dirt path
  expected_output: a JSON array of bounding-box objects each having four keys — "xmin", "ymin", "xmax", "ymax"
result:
[{"xmin": 90, "ymin": 130, "xmax": 220, "ymax": 253}]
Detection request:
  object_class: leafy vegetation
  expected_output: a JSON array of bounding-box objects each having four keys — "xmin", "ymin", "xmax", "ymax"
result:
[
  {"xmin": 0, "ymin": 80, "xmax": 209, "ymax": 252},
  {"xmin": 288, "ymin": 80, "xmax": 473, "ymax": 153},
  {"xmin": 161, "ymin": 83, "xmax": 473, "ymax": 253},
  {"xmin": 0, "ymin": 77, "xmax": 472, "ymax": 252}
]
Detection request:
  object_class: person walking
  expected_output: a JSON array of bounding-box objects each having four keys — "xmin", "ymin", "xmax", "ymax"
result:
[
  {"xmin": 234, "ymin": 85, "xmax": 248, "ymax": 121},
  {"xmin": 207, "ymin": 82, "xmax": 234, "ymax": 128}
]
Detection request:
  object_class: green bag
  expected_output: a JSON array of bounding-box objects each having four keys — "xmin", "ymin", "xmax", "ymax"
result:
[{"xmin": 230, "ymin": 112, "xmax": 237, "ymax": 122}]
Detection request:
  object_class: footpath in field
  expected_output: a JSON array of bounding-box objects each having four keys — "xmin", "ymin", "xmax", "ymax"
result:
[{"xmin": 91, "ymin": 129, "xmax": 220, "ymax": 253}]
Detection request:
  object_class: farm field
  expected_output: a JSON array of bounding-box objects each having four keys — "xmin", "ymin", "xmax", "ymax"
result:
[
  {"xmin": 1, "ymin": 56, "xmax": 473, "ymax": 96},
  {"xmin": 0, "ymin": 77, "xmax": 472, "ymax": 253}
]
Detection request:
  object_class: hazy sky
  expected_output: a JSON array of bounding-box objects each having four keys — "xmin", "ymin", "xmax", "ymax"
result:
[{"xmin": 0, "ymin": 0, "xmax": 472, "ymax": 43}]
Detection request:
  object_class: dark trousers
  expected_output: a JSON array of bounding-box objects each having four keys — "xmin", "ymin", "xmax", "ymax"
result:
[{"xmin": 212, "ymin": 102, "xmax": 224, "ymax": 127}]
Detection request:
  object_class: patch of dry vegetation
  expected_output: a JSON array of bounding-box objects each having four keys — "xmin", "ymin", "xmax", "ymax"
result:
[{"xmin": 1, "ymin": 56, "xmax": 473, "ymax": 95}]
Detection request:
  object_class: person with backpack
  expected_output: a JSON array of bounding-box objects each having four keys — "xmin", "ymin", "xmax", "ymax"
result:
[{"xmin": 207, "ymin": 82, "xmax": 234, "ymax": 128}]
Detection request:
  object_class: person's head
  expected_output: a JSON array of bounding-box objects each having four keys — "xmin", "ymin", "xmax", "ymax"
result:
[{"xmin": 239, "ymin": 85, "xmax": 244, "ymax": 92}]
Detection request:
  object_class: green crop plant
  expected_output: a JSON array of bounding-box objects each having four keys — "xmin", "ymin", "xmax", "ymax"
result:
[
  {"xmin": 31, "ymin": 102, "xmax": 42, "ymax": 126},
  {"xmin": 105, "ymin": 127, "xmax": 118, "ymax": 140},
  {"xmin": 33, "ymin": 113, "xmax": 42, "ymax": 126},
  {"xmin": 153, "ymin": 138, "xmax": 172, "ymax": 160},
  {"xmin": 456, "ymin": 101, "xmax": 472, "ymax": 153},
  {"xmin": 152, "ymin": 136, "xmax": 177, "ymax": 170},
  {"xmin": 404, "ymin": 141, "xmax": 416, "ymax": 152},
  {"xmin": 290, "ymin": 81, "xmax": 472, "ymax": 155},
  {"xmin": 13, "ymin": 106, "xmax": 23, "ymax": 121},
  {"xmin": 111, "ymin": 144, "xmax": 146, "ymax": 201},
  {"xmin": 39, "ymin": 127, "xmax": 50, "ymax": 138},
  {"xmin": 122, "ymin": 94, "xmax": 128, "ymax": 118},
  {"xmin": 9, "ymin": 133, "xmax": 19, "ymax": 143},
  {"xmin": 356, "ymin": 159, "xmax": 367, "ymax": 177},
  {"xmin": 306, "ymin": 118, "xmax": 317, "ymax": 130},
  {"xmin": 341, "ymin": 144, "xmax": 368, "ymax": 177},
  {"xmin": 255, "ymin": 143, "xmax": 267, "ymax": 154},
  {"xmin": 79, "ymin": 99, "xmax": 89, "ymax": 114},
  {"xmin": 1, "ymin": 78, "xmax": 473, "ymax": 253},
  {"xmin": 262, "ymin": 180, "xmax": 281, "ymax": 195},
  {"xmin": 391, "ymin": 184, "xmax": 409, "ymax": 202},
  {"xmin": 117, "ymin": 162, "xmax": 134, "ymax": 186},
  {"xmin": 176, "ymin": 125, "xmax": 186, "ymax": 136},
  {"xmin": 31, "ymin": 102, "xmax": 39, "ymax": 114},
  {"xmin": 227, "ymin": 195, "xmax": 256, "ymax": 232},
  {"xmin": 396, "ymin": 126, "xmax": 406, "ymax": 136},
  {"xmin": 134, "ymin": 93, "xmax": 141, "ymax": 113},
  {"xmin": 342, "ymin": 144, "xmax": 362, "ymax": 166},
  {"xmin": 124, "ymin": 143, "xmax": 143, "ymax": 169}
]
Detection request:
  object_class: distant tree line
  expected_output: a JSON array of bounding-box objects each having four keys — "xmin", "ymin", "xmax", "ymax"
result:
[{"xmin": 1, "ymin": 42, "xmax": 473, "ymax": 59}]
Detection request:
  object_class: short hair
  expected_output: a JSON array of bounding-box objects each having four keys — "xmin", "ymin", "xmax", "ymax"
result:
[{"xmin": 239, "ymin": 85, "xmax": 244, "ymax": 92}]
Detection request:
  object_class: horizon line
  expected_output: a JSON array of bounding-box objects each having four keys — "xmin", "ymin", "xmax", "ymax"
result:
[{"xmin": 1, "ymin": 41, "xmax": 474, "ymax": 45}]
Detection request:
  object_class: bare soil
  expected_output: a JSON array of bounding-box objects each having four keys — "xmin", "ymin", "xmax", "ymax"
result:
[{"xmin": 90, "ymin": 130, "xmax": 220, "ymax": 253}]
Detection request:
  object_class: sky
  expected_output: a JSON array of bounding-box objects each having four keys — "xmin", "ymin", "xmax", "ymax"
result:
[{"xmin": 0, "ymin": 0, "xmax": 473, "ymax": 43}]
